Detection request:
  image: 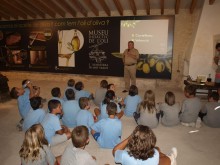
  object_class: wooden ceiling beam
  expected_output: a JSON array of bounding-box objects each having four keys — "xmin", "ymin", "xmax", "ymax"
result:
[
  {"xmin": 129, "ymin": 0, "xmax": 137, "ymax": 15},
  {"xmin": 0, "ymin": 10, "xmax": 10, "ymax": 20},
  {"xmin": 0, "ymin": 5, "xmax": 18, "ymax": 19},
  {"xmin": 55, "ymin": 0, "xmax": 76, "ymax": 17},
  {"xmin": 23, "ymin": 0, "xmax": 45, "ymax": 18},
  {"xmin": 175, "ymin": 0, "xmax": 181, "ymax": 14},
  {"xmin": 29, "ymin": 0, "xmax": 56, "ymax": 18},
  {"xmin": 160, "ymin": 0, "xmax": 164, "ymax": 15},
  {"xmin": 1, "ymin": 0, "xmax": 27, "ymax": 19},
  {"xmin": 70, "ymin": 0, "xmax": 88, "ymax": 17},
  {"xmin": 12, "ymin": 0, "xmax": 37, "ymax": 19},
  {"xmin": 113, "ymin": 0, "xmax": 123, "ymax": 16},
  {"xmin": 97, "ymin": 0, "xmax": 111, "ymax": 16},
  {"xmin": 84, "ymin": 0, "xmax": 99, "ymax": 16},
  {"xmin": 41, "ymin": 0, "xmax": 66, "ymax": 17},
  {"xmin": 190, "ymin": 0, "xmax": 197, "ymax": 14},
  {"xmin": 209, "ymin": 0, "xmax": 215, "ymax": 5},
  {"xmin": 144, "ymin": 0, "xmax": 150, "ymax": 15}
]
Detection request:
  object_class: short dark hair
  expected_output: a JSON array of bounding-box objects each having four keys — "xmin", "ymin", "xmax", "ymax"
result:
[
  {"xmin": 51, "ymin": 87, "xmax": 61, "ymax": 97},
  {"xmin": 30, "ymin": 96, "xmax": 42, "ymax": 110},
  {"xmin": 67, "ymin": 79, "xmax": 75, "ymax": 87},
  {"xmin": 107, "ymin": 84, "xmax": 114, "ymax": 90},
  {"xmin": 75, "ymin": 81, "xmax": 83, "ymax": 91},
  {"xmin": 100, "ymin": 80, "xmax": 108, "ymax": 88},
  {"xmin": 79, "ymin": 97, "xmax": 89, "ymax": 109},
  {"xmin": 184, "ymin": 85, "xmax": 196, "ymax": 96},
  {"xmin": 208, "ymin": 91, "xmax": 219, "ymax": 101},
  {"xmin": 215, "ymin": 43, "xmax": 220, "ymax": 50},
  {"xmin": 107, "ymin": 102, "xmax": 117, "ymax": 115},
  {"xmin": 127, "ymin": 125, "xmax": 156, "ymax": 160},
  {"xmin": 10, "ymin": 87, "xmax": 18, "ymax": 99},
  {"xmin": 129, "ymin": 85, "xmax": 138, "ymax": 96},
  {"xmin": 165, "ymin": 91, "xmax": 175, "ymax": 106},
  {"xmin": 48, "ymin": 99, "xmax": 61, "ymax": 113},
  {"xmin": 65, "ymin": 88, "xmax": 75, "ymax": 100},
  {"xmin": 71, "ymin": 126, "xmax": 89, "ymax": 148},
  {"xmin": 103, "ymin": 90, "xmax": 115, "ymax": 104}
]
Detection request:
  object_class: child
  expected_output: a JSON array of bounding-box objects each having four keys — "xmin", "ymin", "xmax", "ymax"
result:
[
  {"xmin": 22, "ymin": 96, "xmax": 46, "ymax": 132},
  {"xmin": 159, "ymin": 91, "xmax": 180, "ymax": 126},
  {"xmin": 60, "ymin": 126, "xmax": 97, "ymax": 165},
  {"xmin": 134, "ymin": 90, "xmax": 160, "ymax": 129},
  {"xmin": 113, "ymin": 125, "xmax": 177, "ymax": 165},
  {"xmin": 94, "ymin": 79, "xmax": 108, "ymax": 107},
  {"xmin": 10, "ymin": 81, "xmax": 36, "ymax": 131},
  {"xmin": 94, "ymin": 90, "xmax": 124, "ymax": 120},
  {"xmin": 107, "ymin": 83, "xmax": 115, "ymax": 91},
  {"xmin": 75, "ymin": 81, "xmax": 93, "ymax": 100},
  {"xmin": 22, "ymin": 79, "xmax": 40, "ymax": 97},
  {"xmin": 19, "ymin": 124, "xmax": 58, "ymax": 165},
  {"xmin": 91, "ymin": 102, "xmax": 122, "ymax": 149},
  {"xmin": 62, "ymin": 89, "xmax": 80, "ymax": 128},
  {"xmin": 63, "ymin": 79, "xmax": 76, "ymax": 101},
  {"xmin": 180, "ymin": 85, "xmax": 202, "ymax": 127},
  {"xmin": 41, "ymin": 99, "xmax": 71, "ymax": 146},
  {"xmin": 50, "ymin": 87, "xmax": 64, "ymax": 106},
  {"xmin": 199, "ymin": 91, "xmax": 220, "ymax": 128},
  {"xmin": 124, "ymin": 85, "xmax": 142, "ymax": 117},
  {"xmin": 76, "ymin": 97, "xmax": 94, "ymax": 133}
]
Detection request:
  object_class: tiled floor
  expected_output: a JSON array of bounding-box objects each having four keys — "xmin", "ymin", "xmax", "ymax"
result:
[{"xmin": 0, "ymin": 78, "xmax": 220, "ymax": 165}]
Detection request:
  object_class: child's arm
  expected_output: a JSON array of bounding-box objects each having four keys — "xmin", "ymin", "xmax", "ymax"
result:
[
  {"xmin": 26, "ymin": 82, "xmax": 35, "ymax": 99},
  {"xmin": 112, "ymin": 136, "xmax": 130, "ymax": 156}
]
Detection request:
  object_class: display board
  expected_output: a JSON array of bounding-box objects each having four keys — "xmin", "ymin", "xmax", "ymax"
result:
[{"xmin": 0, "ymin": 16, "xmax": 174, "ymax": 79}]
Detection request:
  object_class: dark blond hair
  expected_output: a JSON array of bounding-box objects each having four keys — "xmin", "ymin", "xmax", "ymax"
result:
[
  {"xmin": 127, "ymin": 125, "xmax": 156, "ymax": 160},
  {"xmin": 19, "ymin": 124, "xmax": 48, "ymax": 162},
  {"xmin": 72, "ymin": 126, "xmax": 89, "ymax": 148},
  {"xmin": 138, "ymin": 90, "xmax": 156, "ymax": 113}
]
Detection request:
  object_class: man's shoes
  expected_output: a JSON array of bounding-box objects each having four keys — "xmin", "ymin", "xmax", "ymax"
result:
[{"xmin": 122, "ymin": 90, "xmax": 128, "ymax": 93}]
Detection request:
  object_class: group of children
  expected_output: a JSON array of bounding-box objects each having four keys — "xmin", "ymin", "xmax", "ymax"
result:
[{"xmin": 10, "ymin": 78, "xmax": 220, "ymax": 164}]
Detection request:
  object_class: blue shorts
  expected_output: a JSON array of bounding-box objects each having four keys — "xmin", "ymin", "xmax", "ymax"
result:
[{"xmin": 92, "ymin": 132, "xmax": 100, "ymax": 141}]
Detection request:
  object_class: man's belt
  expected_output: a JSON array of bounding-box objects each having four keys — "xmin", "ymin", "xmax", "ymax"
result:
[{"xmin": 125, "ymin": 63, "xmax": 136, "ymax": 66}]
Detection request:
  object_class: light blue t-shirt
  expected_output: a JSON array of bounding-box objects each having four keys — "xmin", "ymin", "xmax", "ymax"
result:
[
  {"xmin": 75, "ymin": 90, "xmax": 91, "ymax": 100},
  {"xmin": 63, "ymin": 87, "xmax": 76, "ymax": 101},
  {"xmin": 41, "ymin": 113, "xmax": 62, "ymax": 144},
  {"xmin": 22, "ymin": 108, "xmax": 46, "ymax": 132},
  {"xmin": 62, "ymin": 100, "xmax": 80, "ymax": 128},
  {"xmin": 76, "ymin": 109, "xmax": 94, "ymax": 133},
  {"xmin": 17, "ymin": 91, "xmax": 31, "ymax": 119},
  {"xmin": 91, "ymin": 118, "xmax": 122, "ymax": 149},
  {"xmin": 124, "ymin": 95, "xmax": 142, "ymax": 117},
  {"xmin": 115, "ymin": 148, "xmax": 159, "ymax": 165},
  {"xmin": 99, "ymin": 101, "xmax": 121, "ymax": 120}
]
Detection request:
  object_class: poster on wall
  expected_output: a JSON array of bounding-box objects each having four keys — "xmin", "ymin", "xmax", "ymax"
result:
[{"xmin": 0, "ymin": 16, "xmax": 174, "ymax": 79}]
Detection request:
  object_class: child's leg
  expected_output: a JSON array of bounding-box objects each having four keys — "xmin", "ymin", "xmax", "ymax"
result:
[{"xmin": 133, "ymin": 112, "xmax": 140, "ymax": 124}]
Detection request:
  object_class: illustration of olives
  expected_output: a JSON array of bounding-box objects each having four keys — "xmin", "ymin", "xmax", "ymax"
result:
[
  {"xmin": 156, "ymin": 60, "xmax": 165, "ymax": 73},
  {"xmin": 136, "ymin": 61, "xmax": 144, "ymax": 70},
  {"xmin": 142, "ymin": 63, "xmax": 150, "ymax": 73},
  {"xmin": 148, "ymin": 57, "xmax": 157, "ymax": 67},
  {"xmin": 165, "ymin": 60, "xmax": 171, "ymax": 73}
]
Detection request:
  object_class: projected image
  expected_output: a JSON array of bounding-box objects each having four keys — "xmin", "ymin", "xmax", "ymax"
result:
[
  {"xmin": 30, "ymin": 50, "xmax": 47, "ymax": 65},
  {"xmin": 120, "ymin": 20, "xmax": 168, "ymax": 55}
]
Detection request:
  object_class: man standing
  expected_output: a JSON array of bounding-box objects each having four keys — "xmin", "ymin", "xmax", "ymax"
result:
[{"xmin": 122, "ymin": 41, "xmax": 139, "ymax": 92}]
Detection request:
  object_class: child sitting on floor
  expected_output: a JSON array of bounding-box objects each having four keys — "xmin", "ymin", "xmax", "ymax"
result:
[
  {"xmin": 22, "ymin": 96, "xmax": 46, "ymax": 132},
  {"xmin": 60, "ymin": 125, "xmax": 97, "ymax": 165},
  {"xmin": 76, "ymin": 97, "xmax": 94, "ymax": 133},
  {"xmin": 113, "ymin": 125, "xmax": 177, "ymax": 165},
  {"xmin": 91, "ymin": 102, "xmax": 122, "ymax": 149},
  {"xmin": 41, "ymin": 99, "xmax": 71, "ymax": 146},
  {"xmin": 180, "ymin": 85, "xmax": 202, "ymax": 127},
  {"xmin": 63, "ymin": 79, "xmax": 76, "ymax": 101},
  {"xmin": 124, "ymin": 85, "xmax": 142, "ymax": 117},
  {"xmin": 19, "ymin": 124, "xmax": 59, "ymax": 165}
]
